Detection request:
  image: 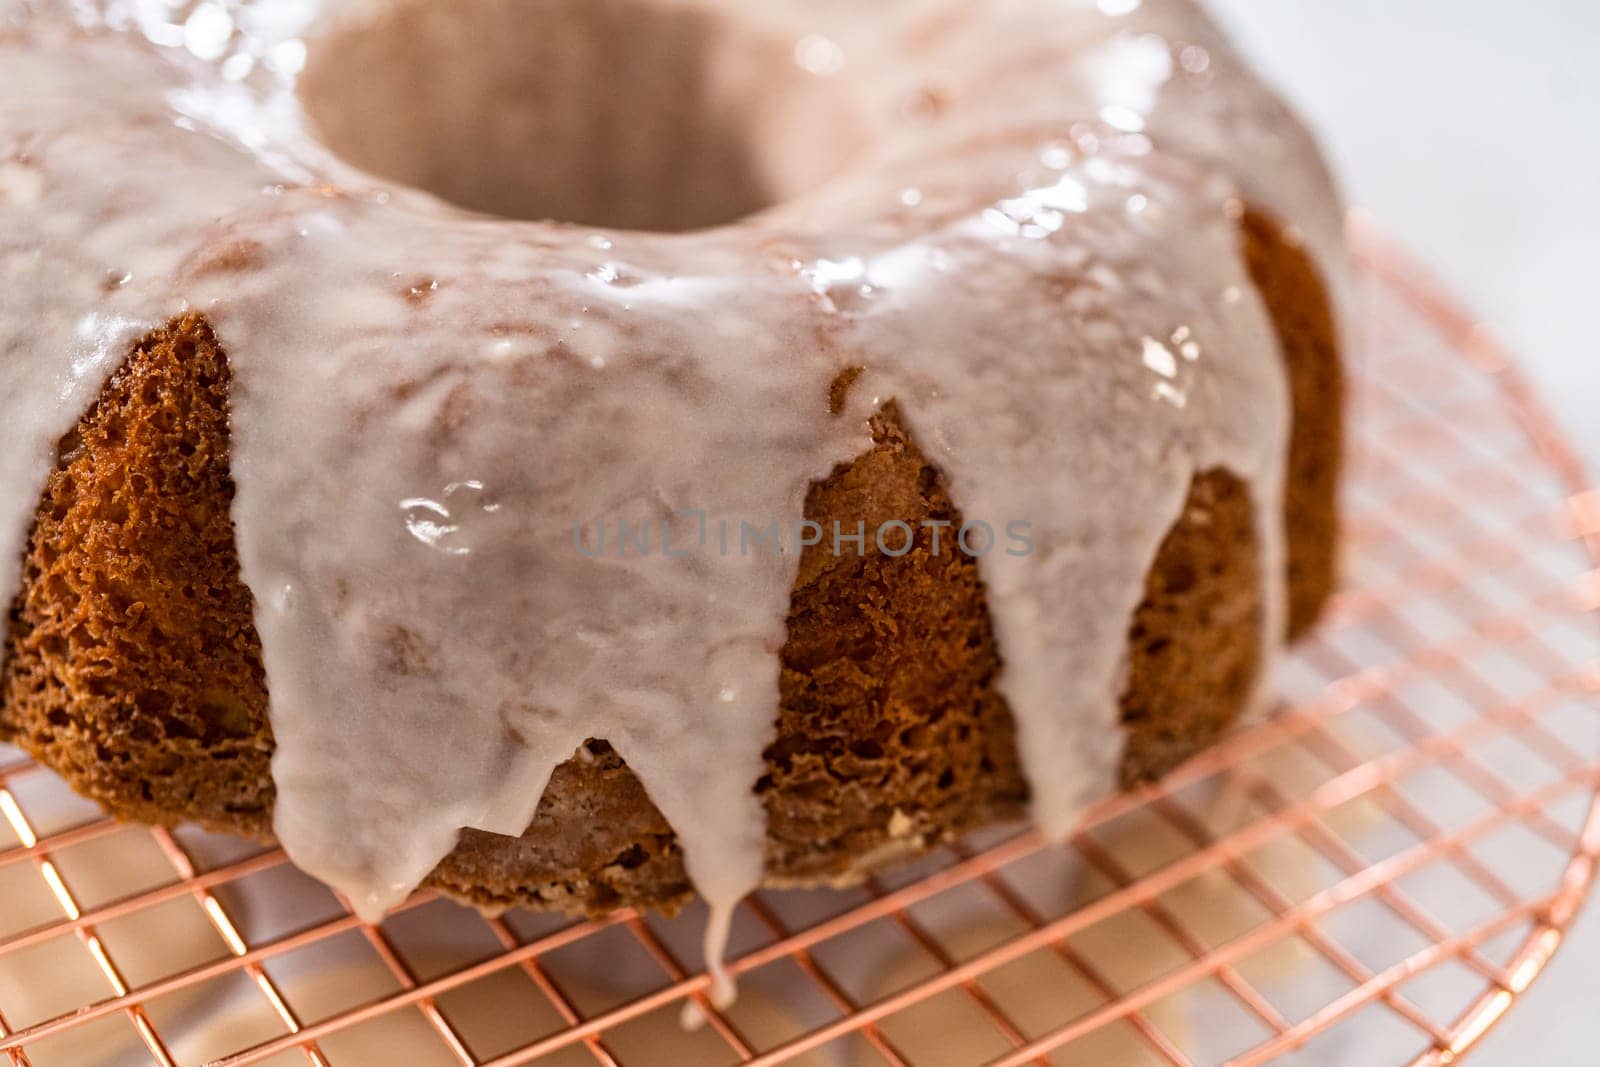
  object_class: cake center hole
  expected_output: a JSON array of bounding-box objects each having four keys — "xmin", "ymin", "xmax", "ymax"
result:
[{"xmin": 297, "ymin": 0, "xmax": 868, "ymax": 232}]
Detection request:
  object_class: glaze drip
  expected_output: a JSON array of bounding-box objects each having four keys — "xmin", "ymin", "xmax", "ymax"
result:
[{"xmin": 0, "ymin": 0, "xmax": 1345, "ymax": 969}]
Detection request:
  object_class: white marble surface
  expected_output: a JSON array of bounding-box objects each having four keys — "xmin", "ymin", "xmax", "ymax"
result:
[{"xmin": 1208, "ymin": 1, "xmax": 1600, "ymax": 1061}]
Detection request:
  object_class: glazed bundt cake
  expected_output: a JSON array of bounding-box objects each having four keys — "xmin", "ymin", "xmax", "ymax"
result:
[{"xmin": 0, "ymin": 0, "xmax": 1345, "ymax": 973}]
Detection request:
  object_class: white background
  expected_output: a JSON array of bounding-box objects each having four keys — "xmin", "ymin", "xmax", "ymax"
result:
[{"xmin": 1207, "ymin": 1, "xmax": 1600, "ymax": 1061}]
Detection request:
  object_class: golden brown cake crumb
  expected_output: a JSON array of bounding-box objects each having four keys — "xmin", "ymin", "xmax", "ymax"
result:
[
  {"xmin": 1242, "ymin": 208, "xmax": 1345, "ymax": 637},
  {"xmin": 0, "ymin": 208, "xmax": 1341, "ymax": 915}
]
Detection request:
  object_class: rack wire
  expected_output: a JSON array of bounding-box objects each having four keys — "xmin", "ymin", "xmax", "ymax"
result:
[{"xmin": 2, "ymin": 220, "xmax": 1597, "ymax": 1066}]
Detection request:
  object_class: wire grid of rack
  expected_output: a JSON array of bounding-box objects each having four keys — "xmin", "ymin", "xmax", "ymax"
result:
[{"xmin": 2, "ymin": 220, "xmax": 1598, "ymax": 1067}]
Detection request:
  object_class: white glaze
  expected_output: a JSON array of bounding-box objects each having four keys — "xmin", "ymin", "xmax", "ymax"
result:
[{"xmin": 0, "ymin": 0, "xmax": 1345, "ymax": 973}]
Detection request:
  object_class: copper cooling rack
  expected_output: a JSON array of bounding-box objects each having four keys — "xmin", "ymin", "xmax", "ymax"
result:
[{"xmin": 2, "ymin": 219, "xmax": 1599, "ymax": 1066}]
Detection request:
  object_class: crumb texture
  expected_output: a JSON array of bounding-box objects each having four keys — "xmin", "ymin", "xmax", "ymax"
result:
[
  {"xmin": 0, "ymin": 217, "xmax": 1339, "ymax": 915},
  {"xmin": 1242, "ymin": 208, "xmax": 1344, "ymax": 638}
]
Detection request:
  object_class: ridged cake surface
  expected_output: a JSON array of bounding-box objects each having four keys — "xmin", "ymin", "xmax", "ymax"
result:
[{"xmin": 0, "ymin": 0, "xmax": 1347, "ymax": 985}]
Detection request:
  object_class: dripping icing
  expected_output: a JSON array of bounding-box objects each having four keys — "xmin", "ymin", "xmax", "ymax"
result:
[{"xmin": 0, "ymin": 0, "xmax": 1347, "ymax": 994}]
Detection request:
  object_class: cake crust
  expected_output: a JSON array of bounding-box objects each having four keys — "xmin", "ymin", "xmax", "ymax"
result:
[{"xmin": 0, "ymin": 214, "xmax": 1340, "ymax": 916}]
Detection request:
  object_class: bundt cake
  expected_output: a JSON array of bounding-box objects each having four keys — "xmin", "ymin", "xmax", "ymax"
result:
[{"xmin": 0, "ymin": 0, "xmax": 1346, "ymax": 985}]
